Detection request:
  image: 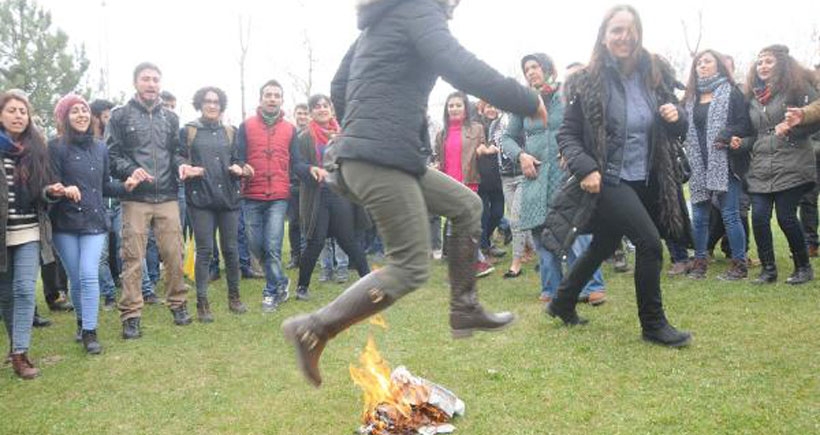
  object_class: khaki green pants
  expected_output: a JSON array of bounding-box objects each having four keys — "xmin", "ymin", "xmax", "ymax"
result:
[
  {"xmin": 340, "ymin": 160, "xmax": 482, "ymax": 298},
  {"xmin": 119, "ymin": 201, "xmax": 187, "ymax": 320}
]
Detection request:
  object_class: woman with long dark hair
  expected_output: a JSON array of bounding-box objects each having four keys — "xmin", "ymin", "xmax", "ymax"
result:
[
  {"xmin": 0, "ymin": 90, "xmax": 66, "ymax": 377},
  {"xmin": 681, "ymin": 50, "xmax": 752, "ymax": 281},
  {"xmin": 543, "ymin": 5, "xmax": 692, "ymax": 347},
  {"xmin": 435, "ymin": 91, "xmax": 495, "ymax": 277},
  {"xmin": 49, "ymin": 94, "xmax": 137, "ymax": 354},
  {"xmin": 743, "ymin": 45, "xmax": 819, "ymax": 285},
  {"xmin": 291, "ymin": 94, "xmax": 370, "ymax": 301}
]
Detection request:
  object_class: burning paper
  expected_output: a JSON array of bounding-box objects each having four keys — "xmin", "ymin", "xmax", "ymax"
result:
[{"xmin": 351, "ymin": 336, "xmax": 465, "ymax": 435}]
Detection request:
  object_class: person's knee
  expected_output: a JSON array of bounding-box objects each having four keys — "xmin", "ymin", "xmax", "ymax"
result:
[
  {"xmin": 383, "ymin": 255, "xmax": 430, "ymax": 297},
  {"xmin": 450, "ymin": 194, "xmax": 483, "ymax": 235}
]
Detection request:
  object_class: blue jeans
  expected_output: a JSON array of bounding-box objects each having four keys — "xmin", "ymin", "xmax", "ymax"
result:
[
  {"xmin": 53, "ymin": 233, "xmax": 106, "ymax": 331},
  {"xmin": 237, "ymin": 204, "xmax": 252, "ymax": 272},
  {"xmin": 692, "ymin": 177, "xmax": 746, "ymax": 261},
  {"xmin": 243, "ymin": 199, "xmax": 288, "ymax": 296},
  {"xmin": 145, "ymin": 228, "xmax": 160, "ymax": 284},
  {"xmin": 534, "ymin": 232, "xmax": 604, "ymax": 299},
  {"xmin": 0, "ymin": 242, "xmax": 40, "ymax": 353},
  {"xmin": 666, "ymin": 240, "xmax": 689, "ymax": 264},
  {"xmin": 321, "ymin": 239, "xmax": 349, "ymax": 273}
]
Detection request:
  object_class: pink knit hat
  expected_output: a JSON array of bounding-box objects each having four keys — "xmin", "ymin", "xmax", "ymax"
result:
[{"xmin": 53, "ymin": 94, "xmax": 90, "ymax": 127}]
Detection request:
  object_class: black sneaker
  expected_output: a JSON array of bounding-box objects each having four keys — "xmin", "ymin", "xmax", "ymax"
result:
[
  {"xmin": 275, "ymin": 278, "xmax": 291, "ymax": 305},
  {"xmin": 642, "ymin": 324, "xmax": 692, "ymax": 348},
  {"xmin": 82, "ymin": 330, "xmax": 102, "ymax": 355},
  {"xmin": 171, "ymin": 305, "xmax": 193, "ymax": 326},
  {"xmin": 32, "ymin": 311, "xmax": 52, "ymax": 328},
  {"xmin": 545, "ymin": 301, "xmax": 588, "ymax": 326},
  {"xmin": 122, "ymin": 317, "xmax": 142, "ymax": 340},
  {"xmin": 103, "ymin": 296, "xmax": 116, "ymax": 311},
  {"xmin": 296, "ymin": 285, "xmax": 310, "ymax": 301}
]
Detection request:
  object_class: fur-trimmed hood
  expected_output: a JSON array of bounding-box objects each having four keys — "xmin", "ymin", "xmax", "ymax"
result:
[{"xmin": 356, "ymin": 0, "xmax": 458, "ymax": 29}]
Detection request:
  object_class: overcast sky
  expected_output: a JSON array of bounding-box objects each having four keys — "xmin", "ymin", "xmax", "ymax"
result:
[{"xmin": 38, "ymin": 0, "xmax": 820, "ymax": 125}]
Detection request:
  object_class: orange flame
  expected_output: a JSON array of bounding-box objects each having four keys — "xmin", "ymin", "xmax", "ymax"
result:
[{"xmin": 350, "ymin": 335, "xmax": 448, "ymax": 434}]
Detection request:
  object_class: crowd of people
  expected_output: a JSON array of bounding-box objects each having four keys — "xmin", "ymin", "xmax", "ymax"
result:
[{"xmin": 1, "ymin": 1, "xmax": 818, "ymax": 383}]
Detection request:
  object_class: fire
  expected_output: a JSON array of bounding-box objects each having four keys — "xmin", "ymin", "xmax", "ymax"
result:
[{"xmin": 350, "ymin": 336, "xmax": 454, "ymax": 435}]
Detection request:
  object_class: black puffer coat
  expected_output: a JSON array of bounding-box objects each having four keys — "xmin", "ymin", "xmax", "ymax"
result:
[{"xmin": 329, "ymin": 0, "xmax": 539, "ymax": 176}]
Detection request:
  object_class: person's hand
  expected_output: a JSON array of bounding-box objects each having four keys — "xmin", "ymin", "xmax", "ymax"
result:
[
  {"xmin": 46, "ymin": 183, "xmax": 66, "ymax": 198},
  {"xmin": 580, "ymin": 171, "xmax": 601, "ymax": 194},
  {"xmin": 774, "ymin": 121, "xmax": 791, "ymax": 137},
  {"xmin": 784, "ymin": 107, "xmax": 805, "ymax": 127},
  {"xmin": 519, "ymin": 152, "xmax": 541, "ymax": 179},
  {"xmin": 64, "ymin": 185, "xmax": 81, "ymax": 202},
  {"xmin": 131, "ymin": 167, "xmax": 154, "ymax": 183},
  {"xmin": 529, "ymin": 97, "xmax": 548, "ymax": 126},
  {"xmin": 485, "ymin": 144, "xmax": 500, "ymax": 155},
  {"xmin": 179, "ymin": 164, "xmax": 204, "ymax": 180},
  {"xmin": 229, "ymin": 164, "xmax": 243, "ymax": 177},
  {"xmin": 730, "ymin": 136, "xmax": 743, "ymax": 150},
  {"xmin": 659, "ymin": 104, "xmax": 679, "ymax": 123},
  {"xmin": 242, "ymin": 164, "xmax": 255, "ymax": 178},
  {"xmin": 310, "ymin": 166, "xmax": 329, "ymax": 183},
  {"xmin": 124, "ymin": 176, "xmax": 139, "ymax": 192}
]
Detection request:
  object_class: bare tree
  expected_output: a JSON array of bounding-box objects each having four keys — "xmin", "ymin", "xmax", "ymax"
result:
[
  {"xmin": 289, "ymin": 29, "xmax": 316, "ymax": 104},
  {"xmin": 238, "ymin": 14, "xmax": 251, "ymax": 121},
  {"xmin": 680, "ymin": 10, "xmax": 703, "ymax": 59}
]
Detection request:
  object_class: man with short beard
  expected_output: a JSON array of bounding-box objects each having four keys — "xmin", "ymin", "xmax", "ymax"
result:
[{"xmin": 108, "ymin": 62, "xmax": 191, "ymax": 338}]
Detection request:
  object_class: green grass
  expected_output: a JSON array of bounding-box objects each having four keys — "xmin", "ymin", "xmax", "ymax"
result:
[{"xmin": 1, "ymin": 242, "xmax": 819, "ymax": 434}]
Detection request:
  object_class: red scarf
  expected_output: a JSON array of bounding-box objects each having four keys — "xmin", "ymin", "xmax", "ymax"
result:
[
  {"xmin": 308, "ymin": 119, "xmax": 340, "ymax": 162},
  {"xmin": 754, "ymin": 85, "xmax": 772, "ymax": 106}
]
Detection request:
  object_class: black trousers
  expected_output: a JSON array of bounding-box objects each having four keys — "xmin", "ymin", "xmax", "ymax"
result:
[
  {"xmin": 750, "ymin": 183, "xmax": 812, "ymax": 264},
  {"xmin": 797, "ymin": 158, "xmax": 819, "ymax": 248},
  {"xmin": 554, "ymin": 180, "xmax": 667, "ymax": 329},
  {"xmin": 298, "ymin": 188, "xmax": 370, "ymax": 288},
  {"xmin": 287, "ymin": 188, "xmax": 303, "ymax": 262},
  {"xmin": 41, "ymin": 254, "xmax": 67, "ymax": 305},
  {"xmin": 479, "ymin": 188, "xmax": 505, "ymax": 250},
  {"xmin": 188, "ymin": 206, "xmax": 241, "ymax": 298}
]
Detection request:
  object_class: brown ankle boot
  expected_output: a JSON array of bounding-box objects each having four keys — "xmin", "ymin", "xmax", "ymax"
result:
[
  {"xmin": 197, "ymin": 297, "xmax": 214, "ymax": 323},
  {"xmin": 10, "ymin": 352, "xmax": 39, "ymax": 380},
  {"xmin": 282, "ymin": 273, "xmax": 394, "ymax": 387},
  {"xmin": 228, "ymin": 290, "xmax": 247, "ymax": 314},
  {"xmin": 718, "ymin": 258, "xmax": 748, "ymax": 281},
  {"xmin": 686, "ymin": 258, "xmax": 708, "ymax": 279},
  {"xmin": 447, "ymin": 234, "xmax": 515, "ymax": 338}
]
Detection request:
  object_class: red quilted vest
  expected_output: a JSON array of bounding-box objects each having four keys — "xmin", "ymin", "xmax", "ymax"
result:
[{"xmin": 242, "ymin": 113, "xmax": 294, "ymax": 201}]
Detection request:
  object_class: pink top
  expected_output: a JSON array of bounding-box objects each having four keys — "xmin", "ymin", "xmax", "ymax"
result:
[{"xmin": 443, "ymin": 119, "xmax": 463, "ymax": 183}]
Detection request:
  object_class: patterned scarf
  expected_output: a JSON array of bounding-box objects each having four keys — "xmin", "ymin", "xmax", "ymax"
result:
[
  {"xmin": 684, "ymin": 80, "xmax": 732, "ymax": 204},
  {"xmin": 754, "ymin": 84, "xmax": 772, "ymax": 106},
  {"xmin": 697, "ymin": 74, "xmax": 729, "ymax": 94}
]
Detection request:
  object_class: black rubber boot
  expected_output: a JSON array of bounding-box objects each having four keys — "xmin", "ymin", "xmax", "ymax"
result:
[
  {"xmin": 282, "ymin": 274, "xmax": 395, "ymax": 387},
  {"xmin": 447, "ymin": 234, "xmax": 515, "ymax": 338}
]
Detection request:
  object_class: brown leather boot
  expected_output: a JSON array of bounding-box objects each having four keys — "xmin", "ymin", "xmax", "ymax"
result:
[
  {"xmin": 10, "ymin": 352, "xmax": 39, "ymax": 380},
  {"xmin": 718, "ymin": 258, "xmax": 748, "ymax": 281},
  {"xmin": 686, "ymin": 258, "xmax": 708, "ymax": 280},
  {"xmin": 197, "ymin": 297, "xmax": 214, "ymax": 323},
  {"xmin": 447, "ymin": 234, "xmax": 515, "ymax": 338},
  {"xmin": 282, "ymin": 273, "xmax": 394, "ymax": 387},
  {"xmin": 228, "ymin": 289, "xmax": 247, "ymax": 314}
]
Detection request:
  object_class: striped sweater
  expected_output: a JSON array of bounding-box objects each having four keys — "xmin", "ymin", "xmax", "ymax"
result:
[{"xmin": 3, "ymin": 157, "xmax": 39, "ymax": 246}]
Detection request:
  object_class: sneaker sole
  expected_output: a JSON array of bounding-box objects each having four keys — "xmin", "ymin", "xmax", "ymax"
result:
[{"xmin": 475, "ymin": 268, "xmax": 495, "ymax": 278}]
